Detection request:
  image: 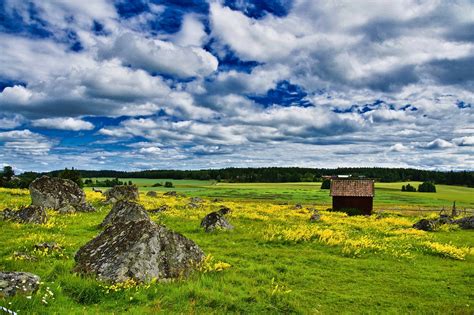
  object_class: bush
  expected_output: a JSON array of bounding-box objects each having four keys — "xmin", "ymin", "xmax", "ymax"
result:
[
  {"xmin": 59, "ymin": 168, "xmax": 83, "ymax": 187},
  {"xmin": 152, "ymin": 182, "xmax": 163, "ymax": 187},
  {"xmin": 164, "ymin": 181, "xmax": 174, "ymax": 188},
  {"xmin": 321, "ymin": 179, "xmax": 330, "ymax": 189},
  {"xmin": 402, "ymin": 184, "xmax": 416, "ymax": 192},
  {"xmin": 418, "ymin": 182, "xmax": 436, "ymax": 193}
]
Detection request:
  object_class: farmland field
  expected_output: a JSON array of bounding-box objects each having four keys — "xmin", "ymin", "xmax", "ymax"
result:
[{"xmin": 1, "ymin": 183, "xmax": 473, "ymax": 314}]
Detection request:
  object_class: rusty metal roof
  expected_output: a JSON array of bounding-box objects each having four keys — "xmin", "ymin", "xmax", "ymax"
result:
[{"xmin": 330, "ymin": 179, "xmax": 374, "ymax": 197}]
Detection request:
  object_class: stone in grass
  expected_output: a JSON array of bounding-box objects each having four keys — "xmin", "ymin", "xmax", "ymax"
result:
[
  {"xmin": 2, "ymin": 205, "xmax": 48, "ymax": 224},
  {"xmin": 190, "ymin": 197, "xmax": 203, "ymax": 203},
  {"xmin": 74, "ymin": 219, "xmax": 204, "ymax": 283},
  {"xmin": 413, "ymin": 219, "xmax": 439, "ymax": 231},
  {"xmin": 29, "ymin": 176, "xmax": 95, "ymax": 213},
  {"xmin": 100, "ymin": 200, "xmax": 149, "ymax": 228},
  {"xmin": 453, "ymin": 216, "xmax": 474, "ymax": 229},
  {"xmin": 200, "ymin": 207, "xmax": 233, "ymax": 232},
  {"xmin": 149, "ymin": 205, "xmax": 169, "ymax": 214},
  {"xmin": 187, "ymin": 202, "xmax": 201, "ymax": 209},
  {"xmin": 293, "ymin": 203, "xmax": 303, "ymax": 210},
  {"xmin": 309, "ymin": 210, "xmax": 321, "ymax": 222},
  {"xmin": 163, "ymin": 191, "xmax": 178, "ymax": 197},
  {"xmin": 0, "ymin": 272, "xmax": 41, "ymax": 298},
  {"xmin": 104, "ymin": 185, "xmax": 139, "ymax": 204},
  {"xmin": 35, "ymin": 242, "xmax": 62, "ymax": 251},
  {"xmin": 146, "ymin": 191, "xmax": 158, "ymax": 197}
]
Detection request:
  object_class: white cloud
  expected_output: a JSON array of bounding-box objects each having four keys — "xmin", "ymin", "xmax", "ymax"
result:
[
  {"xmin": 389, "ymin": 143, "xmax": 409, "ymax": 152},
  {"xmin": 172, "ymin": 14, "xmax": 208, "ymax": 47},
  {"xmin": 425, "ymin": 138, "xmax": 455, "ymax": 149},
  {"xmin": 0, "ymin": 129, "xmax": 53, "ymax": 155},
  {"xmin": 32, "ymin": 117, "xmax": 94, "ymax": 131},
  {"xmin": 99, "ymin": 33, "xmax": 218, "ymax": 78},
  {"xmin": 453, "ymin": 136, "xmax": 474, "ymax": 146}
]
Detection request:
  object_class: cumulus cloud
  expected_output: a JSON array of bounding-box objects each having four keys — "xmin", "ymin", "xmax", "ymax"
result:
[
  {"xmin": 32, "ymin": 117, "xmax": 94, "ymax": 131},
  {"xmin": 425, "ymin": 138, "xmax": 455, "ymax": 150},
  {"xmin": 0, "ymin": 129, "xmax": 53, "ymax": 155},
  {"xmin": 99, "ymin": 33, "xmax": 218, "ymax": 78},
  {"xmin": 389, "ymin": 143, "xmax": 409, "ymax": 152}
]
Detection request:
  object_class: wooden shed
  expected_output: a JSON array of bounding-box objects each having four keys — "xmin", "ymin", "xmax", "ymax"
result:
[{"xmin": 330, "ymin": 179, "xmax": 375, "ymax": 215}]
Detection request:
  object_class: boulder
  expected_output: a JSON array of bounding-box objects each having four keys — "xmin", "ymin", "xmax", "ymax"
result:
[
  {"xmin": 0, "ymin": 272, "xmax": 41, "ymax": 298},
  {"xmin": 293, "ymin": 203, "xmax": 303, "ymax": 210},
  {"xmin": 29, "ymin": 176, "xmax": 95, "ymax": 213},
  {"xmin": 309, "ymin": 210, "xmax": 321, "ymax": 222},
  {"xmin": 200, "ymin": 207, "xmax": 233, "ymax": 232},
  {"xmin": 453, "ymin": 216, "xmax": 474, "ymax": 229},
  {"xmin": 2, "ymin": 205, "xmax": 47, "ymax": 224},
  {"xmin": 164, "ymin": 191, "xmax": 178, "ymax": 197},
  {"xmin": 187, "ymin": 202, "xmax": 201, "ymax": 209},
  {"xmin": 35, "ymin": 242, "xmax": 62, "ymax": 251},
  {"xmin": 413, "ymin": 219, "xmax": 439, "ymax": 231},
  {"xmin": 74, "ymin": 219, "xmax": 204, "ymax": 283},
  {"xmin": 104, "ymin": 185, "xmax": 139, "ymax": 203},
  {"xmin": 146, "ymin": 191, "xmax": 158, "ymax": 197},
  {"xmin": 100, "ymin": 200, "xmax": 149, "ymax": 228}
]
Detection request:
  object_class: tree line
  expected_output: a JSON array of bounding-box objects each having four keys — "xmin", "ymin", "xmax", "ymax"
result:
[{"xmin": 1, "ymin": 166, "xmax": 473, "ymax": 188}]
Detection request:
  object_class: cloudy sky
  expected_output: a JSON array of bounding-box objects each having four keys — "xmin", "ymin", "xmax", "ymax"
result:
[{"xmin": 0, "ymin": 0, "xmax": 473, "ymax": 172}]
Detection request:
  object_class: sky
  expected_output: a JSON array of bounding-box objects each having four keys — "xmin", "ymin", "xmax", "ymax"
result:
[{"xmin": 0, "ymin": 0, "xmax": 473, "ymax": 173}]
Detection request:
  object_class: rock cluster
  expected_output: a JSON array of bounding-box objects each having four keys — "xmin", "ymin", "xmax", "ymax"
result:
[
  {"xmin": 453, "ymin": 216, "xmax": 474, "ymax": 229},
  {"xmin": 0, "ymin": 272, "xmax": 41, "ymax": 297},
  {"xmin": 163, "ymin": 191, "xmax": 178, "ymax": 197},
  {"xmin": 200, "ymin": 207, "xmax": 233, "ymax": 232},
  {"xmin": 104, "ymin": 185, "xmax": 139, "ymax": 203},
  {"xmin": 149, "ymin": 205, "xmax": 169, "ymax": 214},
  {"xmin": 2, "ymin": 205, "xmax": 48, "ymax": 224},
  {"xmin": 29, "ymin": 176, "xmax": 95, "ymax": 213},
  {"xmin": 413, "ymin": 214, "xmax": 474, "ymax": 231},
  {"xmin": 74, "ymin": 219, "xmax": 204, "ymax": 283},
  {"xmin": 100, "ymin": 200, "xmax": 149, "ymax": 227}
]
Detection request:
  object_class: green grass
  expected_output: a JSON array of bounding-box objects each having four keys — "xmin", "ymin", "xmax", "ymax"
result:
[
  {"xmin": 87, "ymin": 179, "xmax": 474, "ymax": 209},
  {"xmin": 1, "ymin": 184, "xmax": 473, "ymax": 314}
]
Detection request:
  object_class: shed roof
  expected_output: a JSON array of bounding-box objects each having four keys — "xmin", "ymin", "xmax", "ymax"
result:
[{"xmin": 330, "ymin": 179, "xmax": 374, "ymax": 197}]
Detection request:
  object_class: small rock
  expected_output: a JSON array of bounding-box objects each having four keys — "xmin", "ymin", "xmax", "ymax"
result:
[
  {"xmin": 309, "ymin": 210, "xmax": 321, "ymax": 222},
  {"xmin": 146, "ymin": 191, "xmax": 158, "ymax": 197},
  {"xmin": 413, "ymin": 219, "xmax": 438, "ymax": 231},
  {"xmin": 187, "ymin": 202, "xmax": 201, "ymax": 209},
  {"xmin": 2, "ymin": 205, "xmax": 48, "ymax": 224},
  {"xmin": 149, "ymin": 205, "xmax": 169, "ymax": 214},
  {"xmin": 190, "ymin": 197, "xmax": 203, "ymax": 203},
  {"xmin": 163, "ymin": 191, "xmax": 178, "ymax": 197},
  {"xmin": 74, "ymin": 219, "xmax": 204, "ymax": 283},
  {"xmin": 200, "ymin": 207, "xmax": 233, "ymax": 232},
  {"xmin": 104, "ymin": 185, "xmax": 139, "ymax": 203},
  {"xmin": 100, "ymin": 200, "xmax": 149, "ymax": 227},
  {"xmin": 34, "ymin": 242, "xmax": 62, "ymax": 251},
  {"xmin": 29, "ymin": 176, "xmax": 95, "ymax": 213},
  {"xmin": 453, "ymin": 216, "xmax": 474, "ymax": 229},
  {"xmin": 293, "ymin": 204, "xmax": 303, "ymax": 210},
  {"xmin": 0, "ymin": 272, "xmax": 41, "ymax": 298}
]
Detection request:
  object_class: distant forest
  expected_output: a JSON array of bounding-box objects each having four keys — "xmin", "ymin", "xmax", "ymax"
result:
[{"xmin": 40, "ymin": 167, "xmax": 474, "ymax": 187}]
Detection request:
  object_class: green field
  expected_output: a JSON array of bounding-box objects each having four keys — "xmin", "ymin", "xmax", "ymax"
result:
[
  {"xmin": 1, "ymin": 183, "xmax": 473, "ymax": 314},
  {"xmin": 87, "ymin": 178, "xmax": 474, "ymax": 209}
]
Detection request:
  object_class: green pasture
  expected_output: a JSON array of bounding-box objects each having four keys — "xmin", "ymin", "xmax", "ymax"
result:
[
  {"xmin": 0, "ymin": 186, "xmax": 473, "ymax": 314},
  {"xmin": 86, "ymin": 179, "xmax": 474, "ymax": 209}
]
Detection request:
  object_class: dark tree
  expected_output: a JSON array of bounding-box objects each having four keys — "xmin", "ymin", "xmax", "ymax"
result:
[
  {"xmin": 2, "ymin": 166, "xmax": 14, "ymax": 181},
  {"xmin": 58, "ymin": 168, "xmax": 83, "ymax": 187},
  {"xmin": 401, "ymin": 185, "xmax": 406, "ymax": 191},
  {"xmin": 418, "ymin": 182, "xmax": 436, "ymax": 193},
  {"xmin": 164, "ymin": 181, "xmax": 173, "ymax": 188},
  {"xmin": 321, "ymin": 179, "xmax": 331, "ymax": 189}
]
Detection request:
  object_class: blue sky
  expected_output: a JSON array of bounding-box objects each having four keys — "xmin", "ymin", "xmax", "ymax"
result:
[{"xmin": 0, "ymin": 0, "xmax": 473, "ymax": 172}]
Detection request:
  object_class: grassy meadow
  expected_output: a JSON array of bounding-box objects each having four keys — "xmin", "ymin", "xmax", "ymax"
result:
[{"xmin": 0, "ymin": 182, "xmax": 473, "ymax": 314}]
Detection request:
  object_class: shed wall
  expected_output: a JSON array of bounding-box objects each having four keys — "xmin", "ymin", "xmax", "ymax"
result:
[{"xmin": 332, "ymin": 196, "xmax": 373, "ymax": 215}]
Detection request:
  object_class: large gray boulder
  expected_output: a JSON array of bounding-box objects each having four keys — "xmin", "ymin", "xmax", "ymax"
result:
[
  {"xmin": 146, "ymin": 191, "xmax": 157, "ymax": 197},
  {"xmin": 200, "ymin": 207, "xmax": 233, "ymax": 232},
  {"xmin": 100, "ymin": 200, "xmax": 150, "ymax": 227},
  {"xmin": 74, "ymin": 219, "xmax": 204, "ymax": 283},
  {"xmin": 413, "ymin": 219, "xmax": 438, "ymax": 231},
  {"xmin": 29, "ymin": 176, "xmax": 95, "ymax": 213},
  {"xmin": 453, "ymin": 216, "xmax": 474, "ymax": 229},
  {"xmin": 104, "ymin": 185, "xmax": 139, "ymax": 203},
  {"xmin": 0, "ymin": 272, "xmax": 41, "ymax": 298},
  {"xmin": 2, "ymin": 205, "xmax": 47, "ymax": 224}
]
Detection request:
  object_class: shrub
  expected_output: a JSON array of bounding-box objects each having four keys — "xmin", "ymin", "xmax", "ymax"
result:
[
  {"xmin": 418, "ymin": 182, "xmax": 436, "ymax": 193},
  {"xmin": 402, "ymin": 184, "xmax": 416, "ymax": 192},
  {"xmin": 59, "ymin": 168, "xmax": 83, "ymax": 187},
  {"xmin": 164, "ymin": 181, "xmax": 174, "ymax": 188},
  {"xmin": 152, "ymin": 182, "xmax": 163, "ymax": 187},
  {"xmin": 321, "ymin": 179, "xmax": 330, "ymax": 189}
]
